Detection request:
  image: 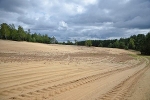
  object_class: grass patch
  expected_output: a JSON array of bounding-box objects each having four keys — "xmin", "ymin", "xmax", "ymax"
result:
[
  {"xmin": 128, "ymin": 53, "xmax": 138, "ymax": 57},
  {"xmin": 137, "ymin": 55, "xmax": 150, "ymax": 67},
  {"xmin": 128, "ymin": 54, "xmax": 140, "ymax": 60}
]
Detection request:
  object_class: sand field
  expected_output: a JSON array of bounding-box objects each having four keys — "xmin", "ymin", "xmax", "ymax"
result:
[{"xmin": 0, "ymin": 40, "xmax": 150, "ymax": 100}]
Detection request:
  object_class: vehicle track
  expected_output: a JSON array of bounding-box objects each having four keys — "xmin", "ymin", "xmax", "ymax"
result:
[
  {"xmin": 1, "ymin": 40, "xmax": 149, "ymax": 100},
  {"xmin": 1, "ymin": 58, "xmax": 145, "ymax": 100},
  {"xmin": 97, "ymin": 57, "xmax": 149, "ymax": 100}
]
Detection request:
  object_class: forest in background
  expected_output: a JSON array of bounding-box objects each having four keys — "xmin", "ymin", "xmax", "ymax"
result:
[
  {"xmin": 0, "ymin": 23, "xmax": 150, "ymax": 55},
  {"xmin": 76, "ymin": 32, "xmax": 150, "ymax": 55},
  {"xmin": 0, "ymin": 23, "xmax": 58, "ymax": 44}
]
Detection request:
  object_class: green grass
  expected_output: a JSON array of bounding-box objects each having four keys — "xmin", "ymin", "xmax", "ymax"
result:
[
  {"xmin": 128, "ymin": 53, "xmax": 138, "ymax": 57},
  {"xmin": 128, "ymin": 54, "xmax": 140, "ymax": 61}
]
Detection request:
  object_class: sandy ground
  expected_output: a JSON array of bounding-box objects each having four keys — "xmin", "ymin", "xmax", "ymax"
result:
[{"xmin": 0, "ymin": 40, "xmax": 149, "ymax": 100}]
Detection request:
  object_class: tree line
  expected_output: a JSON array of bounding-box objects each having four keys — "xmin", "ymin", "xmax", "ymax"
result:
[
  {"xmin": 0, "ymin": 23, "xmax": 58, "ymax": 44},
  {"xmin": 77, "ymin": 32, "xmax": 150, "ymax": 55},
  {"xmin": 0, "ymin": 23, "xmax": 150, "ymax": 55}
]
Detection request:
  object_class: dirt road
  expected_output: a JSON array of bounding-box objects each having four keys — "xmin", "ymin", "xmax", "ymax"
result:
[{"xmin": 0, "ymin": 40, "xmax": 149, "ymax": 100}]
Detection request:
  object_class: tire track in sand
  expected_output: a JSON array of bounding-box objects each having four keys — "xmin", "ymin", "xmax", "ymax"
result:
[
  {"xmin": 3, "ymin": 58, "xmax": 146, "ymax": 100},
  {"xmin": 97, "ymin": 57, "xmax": 150, "ymax": 100}
]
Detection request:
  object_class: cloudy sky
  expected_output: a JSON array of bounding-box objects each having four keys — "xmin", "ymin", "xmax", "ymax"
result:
[{"xmin": 0, "ymin": 0, "xmax": 150, "ymax": 42}]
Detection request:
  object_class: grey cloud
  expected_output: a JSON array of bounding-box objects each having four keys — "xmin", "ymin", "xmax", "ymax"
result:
[
  {"xmin": 67, "ymin": 5, "xmax": 112, "ymax": 25},
  {"xmin": 0, "ymin": 0, "xmax": 30, "ymax": 14},
  {"xmin": 0, "ymin": 0, "xmax": 150, "ymax": 42},
  {"xmin": 115, "ymin": 15, "xmax": 150, "ymax": 29},
  {"xmin": 17, "ymin": 16, "xmax": 35, "ymax": 25},
  {"xmin": 103, "ymin": 0, "xmax": 150, "ymax": 29}
]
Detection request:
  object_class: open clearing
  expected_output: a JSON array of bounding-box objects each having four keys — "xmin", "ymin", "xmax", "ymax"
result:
[{"xmin": 0, "ymin": 40, "xmax": 150, "ymax": 100}]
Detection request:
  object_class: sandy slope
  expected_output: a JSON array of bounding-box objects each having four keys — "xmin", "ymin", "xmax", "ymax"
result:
[{"xmin": 0, "ymin": 40, "xmax": 149, "ymax": 100}]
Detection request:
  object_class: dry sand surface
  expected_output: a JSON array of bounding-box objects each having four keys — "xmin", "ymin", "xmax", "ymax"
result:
[{"xmin": 0, "ymin": 40, "xmax": 150, "ymax": 100}]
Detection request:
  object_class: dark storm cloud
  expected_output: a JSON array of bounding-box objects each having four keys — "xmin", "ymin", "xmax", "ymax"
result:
[
  {"xmin": 0, "ymin": 0, "xmax": 150, "ymax": 41},
  {"xmin": 0, "ymin": 0, "xmax": 30, "ymax": 14},
  {"xmin": 112, "ymin": 0, "xmax": 150, "ymax": 29}
]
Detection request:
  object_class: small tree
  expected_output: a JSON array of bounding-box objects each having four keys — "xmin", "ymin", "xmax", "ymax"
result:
[
  {"xmin": 18, "ymin": 25, "xmax": 25, "ymax": 41},
  {"xmin": 98, "ymin": 43, "xmax": 103, "ymax": 47},
  {"xmin": 51, "ymin": 36, "xmax": 57, "ymax": 44},
  {"xmin": 85, "ymin": 40, "xmax": 92, "ymax": 47},
  {"xmin": 0, "ymin": 23, "xmax": 10, "ymax": 39},
  {"xmin": 113, "ymin": 40, "xmax": 119, "ymax": 48},
  {"xmin": 119, "ymin": 42, "xmax": 125, "ymax": 49},
  {"xmin": 74, "ymin": 39, "xmax": 78, "ymax": 45},
  {"xmin": 129, "ymin": 38, "xmax": 135, "ymax": 49},
  {"xmin": 108, "ymin": 43, "xmax": 113, "ymax": 48}
]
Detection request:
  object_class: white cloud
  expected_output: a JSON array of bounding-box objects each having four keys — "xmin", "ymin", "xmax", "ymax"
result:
[
  {"xmin": 63, "ymin": 3, "xmax": 86, "ymax": 15},
  {"xmin": 120, "ymin": 0, "xmax": 131, "ymax": 4},
  {"xmin": 103, "ymin": 9, "xmax": 111, "ymax": 14},
  {"xmin": 77, "ymin": 6, "xmax": 85, "ymax": 14},
  {"xmin": 58, "ymin": 21, "xmax": 68, "ymax": 30},
  {"xmin": 82, "ymin": 0, "xmax": 97, "ymax": 5}
]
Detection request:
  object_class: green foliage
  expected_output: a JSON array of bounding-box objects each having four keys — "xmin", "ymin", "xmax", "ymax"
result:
[
  {"xmin": 98, "ymin": 43, "xmax": 103, "ymax": 47},
  {"xmin": 0, "ymin": 23, "xmax": 10, "ymax": 39},
  {"xmin": 65, "ymin": 40, "xmax": 73, "ymax": 45},
  {"xmin": 1, "ymin": 23, "xmax": 149, "ymax": 55},
  {"xmin": 119, "ymin": 42, "xmax": 125, "ymax": 49},
  {"xmin": 85, "ymin": 40, "xmax": 92, "ymax": 47},
  {"xmin": 113, "ymin": 40, "xmax": 119, "ymax": 48},
  {"xmin": 0, "ymin": 23, "xmax": 58, "ymax": 44},
  {"xmin": 141, "ymin": 32, "xmax": 150, "ymax": 55},
  {"xmin": 129, "ymin": 38, "xmax": 135, "ymax": 49},
  {"xmin": 136, "ymin": 34, "xmax": 145, "ymax": 51},
  {"xmin": 9, "ymin": 24, "xmax": 17, "ymax": 40},
  {"xmin": 77, "ymin": 41, "xmax": 85, "ymax": 46},
  {"xmin": 108, "ymin": 43, "xmax": 113, "ymax": 48},
  {"xmin": 51, "ymin": 36, "xmax": 58, "ymax": 44},
  {"xmin": 77, "ymin": 32, "xmax": 150, "ymax": 55}
]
